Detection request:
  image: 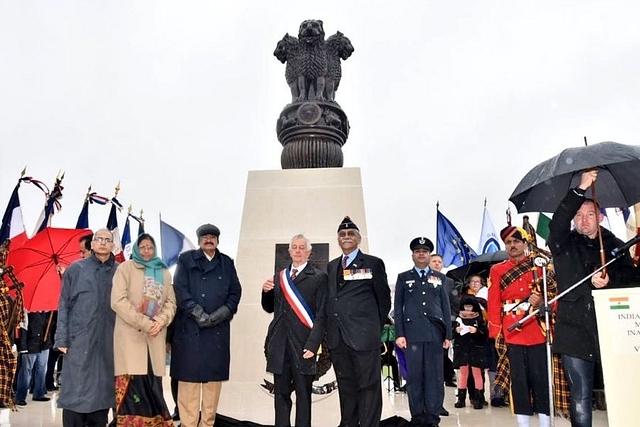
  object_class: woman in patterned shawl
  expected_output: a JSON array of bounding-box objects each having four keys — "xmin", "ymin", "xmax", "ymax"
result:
[{"xmin": 111, "ymin": 233, "xmax": 176, "ymax": 426}]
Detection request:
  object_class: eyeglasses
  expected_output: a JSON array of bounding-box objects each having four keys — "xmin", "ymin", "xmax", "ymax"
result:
[
  {"xmin": 93, "ymin": 237, "xmax": 114, "ymax": 243},
  {"xmin": 138, "ymin": 246, "xmax": 155, "ymax": 251}
]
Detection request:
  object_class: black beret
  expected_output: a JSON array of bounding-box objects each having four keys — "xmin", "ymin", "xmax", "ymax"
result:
[
  {"xmin": 410, "ymin": 237, "xmax": 434, "ymax": 252},
  {"xmin": 337, "ymin": 216, "xmax": 359, "ymax": 232},
  {"xmin": 196, "ymin": 223, "xmax": 220, "ymax": 238}
]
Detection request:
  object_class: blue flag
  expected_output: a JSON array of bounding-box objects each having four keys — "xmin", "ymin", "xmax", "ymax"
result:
[
  {"xmin": 107, "ymin": 198, "xmax": 123, "ymax": 261},
  {"xmin": 160, "ymin": 219, "xmax": 195, "ymax": 267},
  {"xmin": 436, "ymin": 210, "xmax": 477, "ymax": 268},
  {"xmin": 75, "ymin": 192, "xmax": 109, "ymax": 229},
  {"xmin": 76, "ymin": 199, "xmax": 90, "ymax": 229}
]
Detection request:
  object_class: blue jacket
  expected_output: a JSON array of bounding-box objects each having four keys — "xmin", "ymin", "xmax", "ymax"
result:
[{"xmin": 394, "ymin": 268, "xmax": 452, "ymax": 342}]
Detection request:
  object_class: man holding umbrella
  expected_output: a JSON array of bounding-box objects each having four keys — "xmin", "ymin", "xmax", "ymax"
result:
[{"xmin": 548, "ymin": 170, "xmax": 640, "ymax": 427}]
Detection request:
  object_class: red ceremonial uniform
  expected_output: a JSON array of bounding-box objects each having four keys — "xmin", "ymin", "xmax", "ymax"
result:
[{"xmin": 487, "ymin": 258, "xmax": 545, "ymax": 346}]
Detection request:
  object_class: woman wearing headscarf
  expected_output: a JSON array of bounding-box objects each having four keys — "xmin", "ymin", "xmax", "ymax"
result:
[{"xmin": 111, "ymin": 233, "xmax": 177, "ymax": 426}]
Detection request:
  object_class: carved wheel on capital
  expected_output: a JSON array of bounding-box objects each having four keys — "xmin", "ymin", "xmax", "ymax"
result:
[{"xmin": 297, "ymin": 102, "xmax": 322, "ymax": 125}]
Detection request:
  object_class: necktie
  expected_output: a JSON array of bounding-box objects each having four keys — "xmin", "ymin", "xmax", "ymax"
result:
[
  {"xmin": 420, "ymin": 269, "xmax": 426, "ymax": 279},
  {"xmin": 291, "ymin": 268, "xmax": 298, "ymax": 280},
  {"xmin": 342, "ymin": 256, "xmax": 349, "ymax": 269}
]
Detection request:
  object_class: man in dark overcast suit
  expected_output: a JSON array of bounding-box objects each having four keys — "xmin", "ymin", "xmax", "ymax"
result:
[
  {"xmin": 326, "ymin": 216, "xmax": 391, "ymax": 427},
  {"xmin": 261, "ymin": 234, "xmax": 328, "ymax": 427}
]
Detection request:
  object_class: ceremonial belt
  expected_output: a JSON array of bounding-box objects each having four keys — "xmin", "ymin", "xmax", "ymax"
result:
[{"xmin": 279, "ymin": 269, "xmax": 314, "ymax": 329}]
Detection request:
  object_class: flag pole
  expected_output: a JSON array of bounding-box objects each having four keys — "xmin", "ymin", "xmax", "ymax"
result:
[{"xmin": 435, "ymin": 201, "xmax": 439, "ymax": 249}]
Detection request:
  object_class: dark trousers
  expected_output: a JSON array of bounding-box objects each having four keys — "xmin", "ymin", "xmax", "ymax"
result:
[
  {"xmin": 46, "ymin": 348, "xmax": 62, "ymax": 388},
  {"xmin": 443, "ymin": 348, "xmax": 454, "ymax": 383},
  {"xmin": 404, "ymin": 341, "xmax": 444, "ymax": 426},
  {"xmin": 331, "ymin": 340, "xmax": 382, "ymax": 427},
  {"xmin": 170, "ymin": 377, "xmax": 179, "ymax": 414},
  {"xmin": 273, "ymin": 346, "xmax": 314, "ymax": 427},
  {"xmin": 507, "ymin": 343, "xmax": 550, "ymax": 416},
  {"xmin": 62, "ymin": 408, "xmax": 109, "ymax": 427},
  {"xmin": 562, "ymin": 354, "xmax": 594, "ymax": 427}
]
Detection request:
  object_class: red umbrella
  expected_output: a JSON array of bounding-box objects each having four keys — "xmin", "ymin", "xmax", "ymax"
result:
[{"xmin": 7, "ymin": 227, "xmax": 92, "ymax": 311}]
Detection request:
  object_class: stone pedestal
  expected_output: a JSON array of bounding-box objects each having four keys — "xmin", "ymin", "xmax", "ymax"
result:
[{"xmin": 217, "ymin": 167, "xmax": 394, "ymax": 425}]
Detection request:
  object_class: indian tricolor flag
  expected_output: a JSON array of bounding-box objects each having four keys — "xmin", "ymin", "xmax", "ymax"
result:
[{"xmin": 609, "ymin": 296, "xmax": 630, "ymax": 310}]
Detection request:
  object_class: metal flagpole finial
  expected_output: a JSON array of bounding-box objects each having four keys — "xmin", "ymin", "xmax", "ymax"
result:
[
  {"xmin": 127, "ymin": 205, "xmax": 133, "ymax": 214},
  {"xmin": 139, "ymin": 209, "xmax": 145, "ymax": 222},
  {"xmin": 114, "ymin": 181, "xmax": 121, "ymax": 198},
  {"xmin": 83, "ymin": 185, "xmax": 92, "ymax": 203},
  {"xmin": 20, "ymin": 167, "xmax": 27, "ymax": 177}
]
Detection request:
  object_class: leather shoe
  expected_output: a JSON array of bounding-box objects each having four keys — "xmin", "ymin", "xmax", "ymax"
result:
[
  {"xmin": 491, "ymin": 397, "xmax": 508, "ymax": 407},
  {"xmin": 445, "ymin": 380, "xmax": 457, "ymax": 387},
  {"xmin": 47, "ymin": 385, "xmax": 60, "ymax": 391},
  {"xmin": 439, "ymin": 406, "xmax": 449, "ymax": 416},
  {"xmin": 16, "ymin": 400, "xmax": 27, "ymax": 406},
  {"xmin": 33, "ymin": 396, "xmax": 50, "ymax": 402},
  {"xmin": 171, "ymin": 411, "xmax": 180, "ymax": 421}
]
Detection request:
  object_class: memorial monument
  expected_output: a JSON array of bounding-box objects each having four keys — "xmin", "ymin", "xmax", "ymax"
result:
[
  {"xmin": 220, "ymin": 20, "xmax": 390, "ymax": 426},
  {"xmin": 274, "ymin": 19, "xmax": 354, "ymax": 168}
]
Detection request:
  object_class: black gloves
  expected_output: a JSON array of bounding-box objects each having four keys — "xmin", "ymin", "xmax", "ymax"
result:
[
  {"xmin": 189, "ymin": 304, "xmax": 233, "ymax": 328},
  {"xmin": 189, "ymin": 305, "xmax": 210, "ymax": 328},
  {"xmin": 208, "ymin": 305, "xmax": 232, "ymax": 327}
]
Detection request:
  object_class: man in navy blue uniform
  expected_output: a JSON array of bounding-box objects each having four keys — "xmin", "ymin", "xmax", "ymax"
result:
[
  {"xmin": 395, "ymin": 237, "xmax": 452, "ymax": 427},
  {"xmin": 326, "ymin": 216, "xmax": 391, "ymax": 427}
]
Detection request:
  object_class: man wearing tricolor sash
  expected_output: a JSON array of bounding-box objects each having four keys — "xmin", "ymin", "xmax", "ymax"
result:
[{"xmin": 262, "ymin": 234, "xmax": 328, "ymax": 427}]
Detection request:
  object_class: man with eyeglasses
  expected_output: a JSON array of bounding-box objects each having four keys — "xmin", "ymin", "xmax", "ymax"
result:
[
  {"xmin": 395, "ymin": 237, "xmax": 451, "ymax": 427},
  {"xmin": 55, "ymin": 228, "xmax": 118, "ymax": 427},
  {"xmin": 325, "ymin": 216, "xmax": 390, "ymax": 427},
  {"xmin": 487, "ymin": 226, "xmax": 555, "ymax": 427}
]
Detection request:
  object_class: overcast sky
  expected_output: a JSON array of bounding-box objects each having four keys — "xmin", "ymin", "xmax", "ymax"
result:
[{"xmin": 2, "ymin": 1, "xmax": 639, "ymax": 278}]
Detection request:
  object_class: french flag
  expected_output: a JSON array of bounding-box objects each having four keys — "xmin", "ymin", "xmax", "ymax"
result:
[
  {"xmin": 0, "ymin": 184, "xmax": 27, "ymax": 249},
  {"xmin": 160, "ymin": 218, "xmax": 195, "ymax": 267},
  {"xmin": 121, "ymin": 216, "xmax": 132, "ymax": 260},
  {"xmin": 107, "ymin": 198, "xmax": 124, "ymax": 262}
]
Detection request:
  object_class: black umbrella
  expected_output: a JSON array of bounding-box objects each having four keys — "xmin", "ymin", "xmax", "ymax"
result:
[
  {"xmin": 509, "ymin": 141, "xmax": 640, "ymax": 213},
  {"xmin": 446, "ymin": 250, "xmax": 508, "ymax": 283}
]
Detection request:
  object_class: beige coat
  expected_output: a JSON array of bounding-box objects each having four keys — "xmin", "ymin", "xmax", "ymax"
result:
[{"xmin": 111, "ymin": 260, "xmax": 176, "ymax": 376}]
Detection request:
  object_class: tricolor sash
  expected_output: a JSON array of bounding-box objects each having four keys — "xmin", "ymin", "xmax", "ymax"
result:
[{"xmin": 279, "ymin": 269, "xmax": 314, "ymax": 329}]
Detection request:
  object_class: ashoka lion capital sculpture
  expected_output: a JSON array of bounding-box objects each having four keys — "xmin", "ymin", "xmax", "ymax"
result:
[{"xmin": 274, "ymin": 20, "xmax": 354, "ymax": 169}]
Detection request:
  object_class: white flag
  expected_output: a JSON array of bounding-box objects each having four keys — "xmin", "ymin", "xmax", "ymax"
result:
[{"xmin": 478, "ymin": 207, "xmax": 500, "ymax": 254}]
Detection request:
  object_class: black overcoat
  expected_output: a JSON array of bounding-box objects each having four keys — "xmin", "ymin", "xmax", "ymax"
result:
[
  {"xmin": 170, "ymin": 248, "xmax": 242, "ymax": 382},
  {"xmin": 548, "ymin": 189, "xmax": 640, "ymax": 361},
  {"xmin": 262, "ymin": 264, "xmax": 328, "ymax": 376},
  {"xmin": 325, "ymin": 251, "xmax": 391, "ymax": 351}
]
